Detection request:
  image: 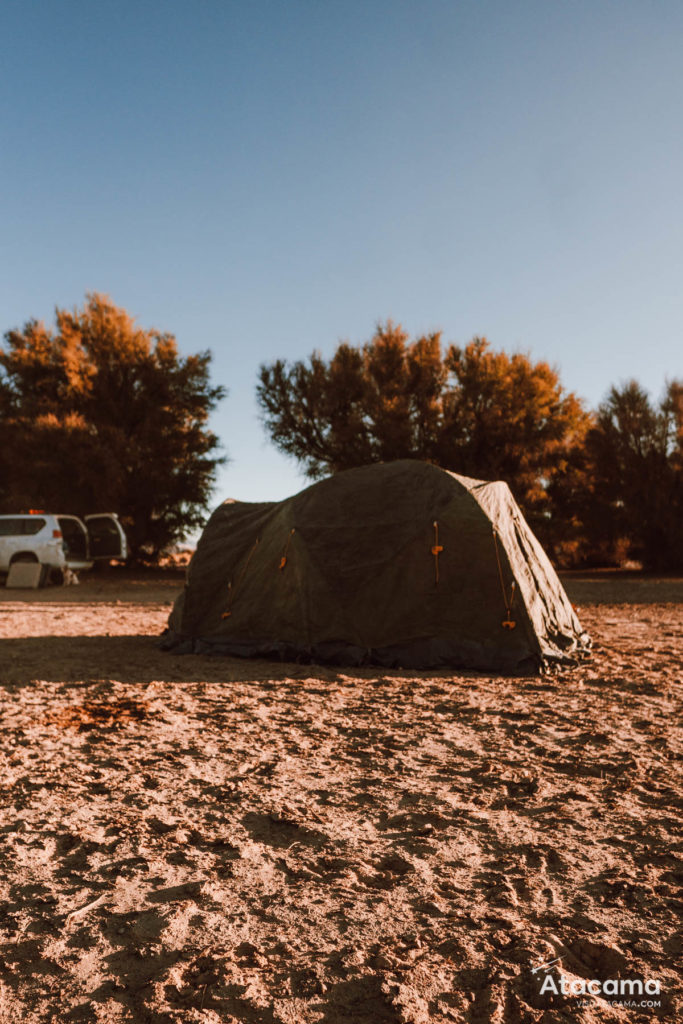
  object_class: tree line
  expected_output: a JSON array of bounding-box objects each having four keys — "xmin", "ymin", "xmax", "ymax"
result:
[
  {"xmin": 258, "ymin": 322, "xmax": 683, "ymax": 570},
  {"xmin": 1, "ymin": 297, "xmax": 680, "ymax": 569},
  {"xmin": 0, "ymin": 295, "xmax": 224, "ymax": 562}
]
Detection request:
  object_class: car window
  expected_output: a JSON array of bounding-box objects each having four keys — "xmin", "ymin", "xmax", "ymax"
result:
[
  {"xmin": 0, "ymin": 519, "xmax": 25, "ymax": 536},
  {"xmin": 23, "ymin": 517, "xmax": 47, "ymax": 535},
  {"xmin": 86, "ymin": 516, "xmax": 119, "ymax": 538},
  {"xmin": 0, "ymin": 517, "xmax": 46, "ymax": 536},
  {"xmin": 57, "ymin": 518, "xmax": 86, "ymax": 543}
]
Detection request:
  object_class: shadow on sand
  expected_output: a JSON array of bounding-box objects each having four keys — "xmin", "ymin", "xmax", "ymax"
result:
[
  {"xmin": 0, "ymin": 634, "xmax": 349, "ymax": 688},
  {"xmin": 0, "ymin": 633, "xmax": 498, "ymax": 690}
]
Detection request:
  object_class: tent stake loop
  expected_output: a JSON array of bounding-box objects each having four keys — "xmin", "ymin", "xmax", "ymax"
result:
[
  {"xmin": 278, "ymin": 528, "xmax": 296, "ymax": 570},
  {"xmin": 431, "ymin": 521, "xmax": 444, "ymax": 584},
  {"xmin": 493, "ymin": 529, "xmax": 517, "ymax": 629}
]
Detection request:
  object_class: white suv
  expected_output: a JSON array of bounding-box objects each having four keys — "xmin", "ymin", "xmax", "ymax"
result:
[{"xmin": 0, "ymin": 512, "xmax": 127, "ymax": 580}]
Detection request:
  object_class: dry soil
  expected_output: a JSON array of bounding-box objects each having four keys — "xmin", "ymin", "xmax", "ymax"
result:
[{"xmin": 0, "ymin": 571, "xmax": 681, "ymax": 1023}]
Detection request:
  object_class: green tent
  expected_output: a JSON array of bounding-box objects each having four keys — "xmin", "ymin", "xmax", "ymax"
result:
[{"xmin": 163, "ymin": 460, "xmax": 590, "ymax": 673}]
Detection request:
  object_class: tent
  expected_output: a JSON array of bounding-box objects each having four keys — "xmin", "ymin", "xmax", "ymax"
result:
[{"xmin": 162, "ymin": 460, "xmax": 590, "ymax": 673}]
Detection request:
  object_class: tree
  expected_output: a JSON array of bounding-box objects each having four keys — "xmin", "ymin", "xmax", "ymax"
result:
[
  {"xmin": 584, "ymin": 380, "xmax": 683, "ymax": 569},
  {"xmin": 0, "ymin": 294, "xmax": 226, "ymax": 561},
  {"xmin": 257, "ymin": 322, "xmax": 591, "ymax": 550}
]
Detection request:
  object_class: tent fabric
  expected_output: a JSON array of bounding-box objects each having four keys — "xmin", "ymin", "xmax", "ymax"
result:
[{"xmin": 162, "ymin": 460, "xmax": 590, "ymax": 673}]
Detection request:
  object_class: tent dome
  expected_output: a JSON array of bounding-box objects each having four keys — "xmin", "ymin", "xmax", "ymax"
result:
[{"xmin": 163, "ymin": 460, "xmax": 590, "ymax": 673}]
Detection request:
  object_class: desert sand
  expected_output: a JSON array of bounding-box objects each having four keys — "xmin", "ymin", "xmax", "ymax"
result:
[{"xmin": 0, "ymin": 571, "xmax": 681, "ymax": 1023}]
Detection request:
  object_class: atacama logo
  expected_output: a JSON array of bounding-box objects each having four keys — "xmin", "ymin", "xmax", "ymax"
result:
[{"xmin": 531, "ymin": 958, "xmax": 661, "ymax": 1006}]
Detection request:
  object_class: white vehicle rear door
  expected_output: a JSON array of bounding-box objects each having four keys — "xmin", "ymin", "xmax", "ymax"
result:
[{"xmin": 84, "ymin": 514, "xmax": 128, "ymax": 560}]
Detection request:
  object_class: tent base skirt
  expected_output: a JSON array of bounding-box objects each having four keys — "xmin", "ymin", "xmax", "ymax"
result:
[{"xmin": 157, "ymin": 628, "xmax": 583, "ymax": 676}]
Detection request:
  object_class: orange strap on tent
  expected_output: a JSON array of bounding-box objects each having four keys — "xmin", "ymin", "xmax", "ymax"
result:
[
  {"xmin": 278, "ymin": 528, "xmax": 296, "ymax": 570},
  {"xmin": 431, "ymin": 520, "xmax": 444, "ymax": 584},
  {"xmin": 492, "ymin": 528, "xmax": 516, "ymax": 629},
  {"xmin": 222, "ymin": 537, "xmax": 260, "ymax": 618}
]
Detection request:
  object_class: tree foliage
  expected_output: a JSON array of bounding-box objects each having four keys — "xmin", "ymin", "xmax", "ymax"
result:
[
  {"xmin": 0, "ymin": 294, "xmax": 225, "ymax": 560},
  {"xmin": 257, "ymin": 322, "xmax": 592, "ymax": 547},
  {"xmin": 584, "ymin": 380, "xmax": 683, "ymax": 569}
]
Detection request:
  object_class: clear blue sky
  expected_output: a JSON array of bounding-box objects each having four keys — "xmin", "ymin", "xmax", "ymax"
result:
[{"xmin": 2, "ymin": 0, "xmax": 681, "ymax": 513}]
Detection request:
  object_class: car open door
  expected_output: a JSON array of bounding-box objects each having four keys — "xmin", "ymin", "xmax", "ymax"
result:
[{"xmin": 84, "ymin": 514, "xmax": 128, "ymax": 560}]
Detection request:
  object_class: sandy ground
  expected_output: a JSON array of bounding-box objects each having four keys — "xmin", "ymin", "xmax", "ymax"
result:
[{"xmin": 0, "ymin": 572, "xmax": 681, "ymax": 1023}]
